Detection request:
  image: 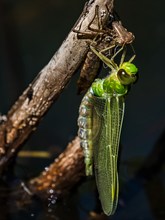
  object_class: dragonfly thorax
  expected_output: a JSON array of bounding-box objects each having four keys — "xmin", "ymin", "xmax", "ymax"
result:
[{"xmin": 91, "ymin": 73, "xmax": 128, "ymax": 97}]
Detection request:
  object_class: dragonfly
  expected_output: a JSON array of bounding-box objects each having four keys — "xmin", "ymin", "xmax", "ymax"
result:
[
  {"xmin": 74, "ymin": 5, "xmax": 134, "ymax": 94},
  {"xmin": 78, "ymin": 46, "xmax": 138, "ymax": 215}
]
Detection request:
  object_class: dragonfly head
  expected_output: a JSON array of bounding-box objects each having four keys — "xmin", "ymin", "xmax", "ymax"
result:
[
  {"xmin": 118, "ymin": 62, "xmax": 138, "ymax": 85},
  {"xmin": 91, "ymin": 61, "xmax": 138, "ymax": 97}
]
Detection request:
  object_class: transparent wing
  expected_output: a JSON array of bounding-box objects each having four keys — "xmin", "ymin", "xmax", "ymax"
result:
[{"xmin": 93, "ymin": 96, "xmax": 125, "ymax": 215}]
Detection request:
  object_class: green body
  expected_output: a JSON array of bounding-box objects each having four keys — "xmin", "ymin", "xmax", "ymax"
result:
[
  {"xmin": 78, "ymin": 84, "xmax": 125, "ymax": 215},
  {"xmin": 78, "ymin": 46, "xmax": 138, "ymax": 216}
]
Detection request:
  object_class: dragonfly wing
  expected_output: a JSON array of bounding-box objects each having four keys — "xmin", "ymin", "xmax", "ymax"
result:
[
  {"xmin": 110, "ymin": 96, "xmax": 125, "ymax": 214},
  {"xmin": 93, "ymin": 96, "xmax": 125, "ymax": 215}
]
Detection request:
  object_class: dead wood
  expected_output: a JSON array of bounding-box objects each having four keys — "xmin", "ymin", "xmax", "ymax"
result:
[{"xmin": 0, "ymin": 0, "xmax": 114, "ymax": 173}]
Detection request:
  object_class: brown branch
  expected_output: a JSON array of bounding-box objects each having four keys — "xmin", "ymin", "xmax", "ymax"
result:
[
  {"xmin": 10, "ymin": 137, "xmax": 84, "ymax": 208},
  {"xmin": 0, "ymin": 0, "xmax": 114, "ymax": 173},
  {"xmin": 28, "ymin": 137, "xmax": 84, "ymax": 198}
]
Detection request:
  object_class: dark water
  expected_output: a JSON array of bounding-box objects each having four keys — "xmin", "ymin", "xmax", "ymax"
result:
[{"xmin": 1, "ymin": 151, "xmax": 165, "ymax": 220}]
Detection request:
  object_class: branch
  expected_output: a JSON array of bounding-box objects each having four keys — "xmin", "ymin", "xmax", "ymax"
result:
[
  {"xmin": 0, "ymin": 0, "xmax": 114, "ymax": 173},
  {"xmin": 28, "ymin": 137, "xmax": 84, "ymax": 198},
  {"xmin": 9, "ymin": 137, "xmax": 84, "ymax": 208}
]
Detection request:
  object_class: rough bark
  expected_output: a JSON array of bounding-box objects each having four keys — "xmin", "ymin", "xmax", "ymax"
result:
[{"xmin": 0, "ymin": 0, "xmax": 114, "ymax": 173}]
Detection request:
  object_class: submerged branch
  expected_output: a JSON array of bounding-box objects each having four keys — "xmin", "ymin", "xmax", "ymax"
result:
[{"xmin": 0, "ymin": 0, "xmax": 114, "ymax": 173}]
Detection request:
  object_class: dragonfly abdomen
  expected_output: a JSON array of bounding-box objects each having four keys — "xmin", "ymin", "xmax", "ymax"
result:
[{"xmin": 78, "ymin": 90, "xmax": 94, "ymax": 176}]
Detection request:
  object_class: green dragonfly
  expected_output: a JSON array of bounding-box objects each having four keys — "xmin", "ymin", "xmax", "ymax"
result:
[{"xmin": 78, "ymin": 46, "xmax": 138, "ymax": 215}]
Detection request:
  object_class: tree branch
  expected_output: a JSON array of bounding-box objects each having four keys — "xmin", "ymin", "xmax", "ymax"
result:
[
  {"xmin": 0, "ymin": 0, "xmax": 114, "ymax": 173},
  {"xmin": 28, "ymin": 137, "xmax": 84, "ymax": 198}
]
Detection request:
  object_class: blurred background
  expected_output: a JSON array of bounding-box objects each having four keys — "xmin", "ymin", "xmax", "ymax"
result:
[{"xmin": 0, "ymin": 0, "xmax": 165, "ymax": 219}]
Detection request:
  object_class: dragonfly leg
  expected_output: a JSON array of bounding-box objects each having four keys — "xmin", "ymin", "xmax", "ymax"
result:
[
  {"xmin": 118, "ymin": 46, "xmax": 126, "ymax": 65},
  {"xmin": 112, "ymin": 45, "xmax": 125, "ymax": 62},
  {"xmin": 128, "ymin": 44, "xmax": 136, "ymax": 62},
  {"xmin": 72, "ymin": 29, "xmax": 95, "ymax": 40},
  {"xmin": 129, "ymin": 54, "xmax": 136, "ymax": 63},
  {"xmin": 90, "ymin": 45, "xmax": 118, "ymax": 70},
  {"xmin": 99, "ymin": 44, "xmax": 116, "ymax": 64},
  {"xmin": 99, "ymin": 44, "xmax": 116, "ymax": 53},
  {"xmin": 88, "ymin": 5, "xmax": 103, "ymax": 32},
  {"xmin": 118, "ymin": 44, "xmax": 136, "ymax": 65},
  {"xmin": 88, "ymin": 5, "xmax": 111, "ymax": 37}
]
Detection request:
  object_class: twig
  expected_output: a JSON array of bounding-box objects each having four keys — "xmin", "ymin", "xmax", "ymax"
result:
[{"xmin": 0, "ymin": 0, "xmax": 114, "ymax": 173}]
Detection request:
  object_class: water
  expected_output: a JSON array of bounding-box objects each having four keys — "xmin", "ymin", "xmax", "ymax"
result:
[{"xmin": 0, "ymin": 153, "xmax": 164, "ymax": 220}]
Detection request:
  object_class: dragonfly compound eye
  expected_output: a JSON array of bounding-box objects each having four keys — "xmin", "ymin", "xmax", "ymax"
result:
[{"xmin": 117, "ymin": 68, "xmax": 137, "ymax": 85}]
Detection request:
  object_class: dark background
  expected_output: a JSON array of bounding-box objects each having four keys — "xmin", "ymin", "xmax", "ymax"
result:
[{"xmin": 0, "ymin": 0, "xmax": 165, "ymax": 219}]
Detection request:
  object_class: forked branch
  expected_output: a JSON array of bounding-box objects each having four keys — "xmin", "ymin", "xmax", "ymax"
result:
[{"xmin": 0, "ymin": 0, "xmax": 114, "ymax": 173}]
